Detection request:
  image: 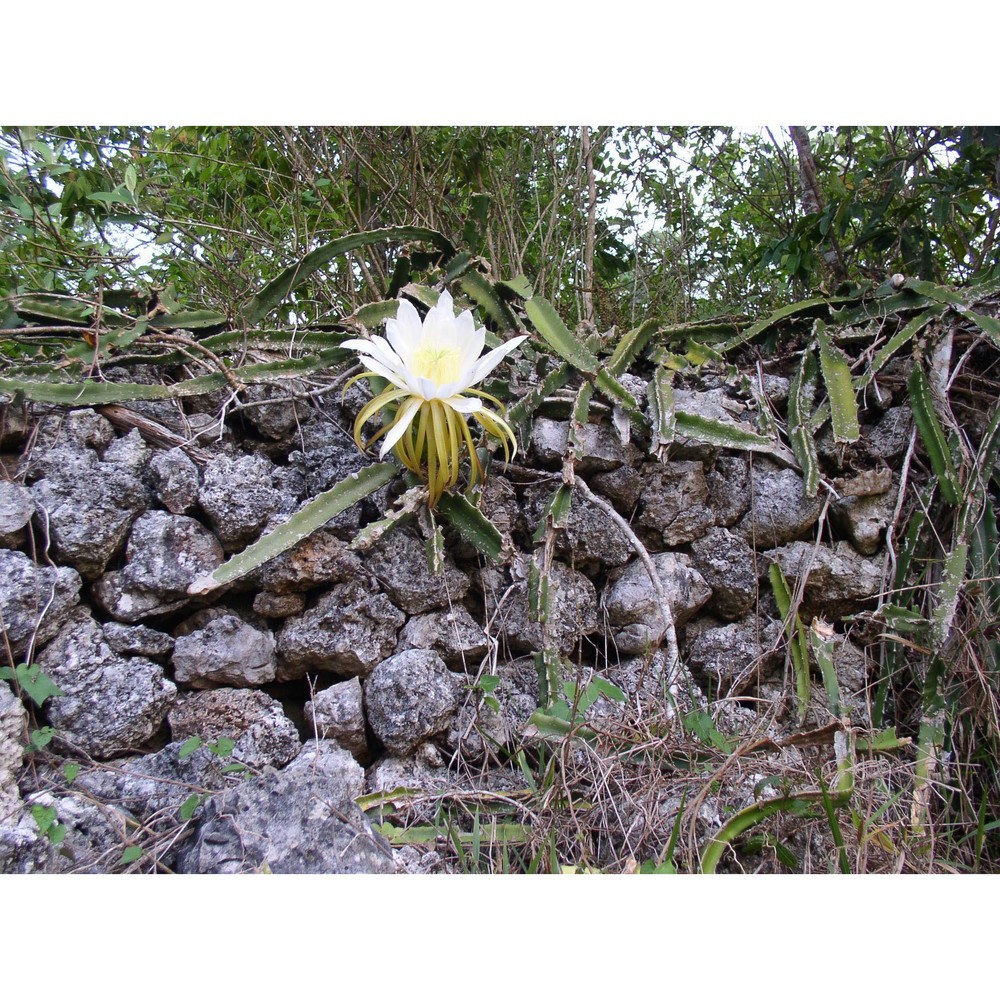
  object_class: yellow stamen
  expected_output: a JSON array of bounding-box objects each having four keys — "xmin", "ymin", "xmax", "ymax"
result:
[{"xmin": 412, "ymin": 341, "xmax": 463, "ymax": 385}]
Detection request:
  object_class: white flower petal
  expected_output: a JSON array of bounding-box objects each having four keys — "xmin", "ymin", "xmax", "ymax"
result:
[
  {"xmin": 443, "ymin": 395, "xmax": 483, "ymax": 414},
  {"xmin": 469, "ymin": 335, "xmax": 529, "ymax": 384},
  {"xmin": 386, "ymin": 299, "xmax": 423, "ymax": 364},
  {"xmin": 379, "ymin": 396, "xmax": 423, "ymax": 457}
]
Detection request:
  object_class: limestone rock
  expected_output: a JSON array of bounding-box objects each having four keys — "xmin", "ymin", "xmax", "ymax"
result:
[
  {"xmin": 522, "ymin": 483, "xmax": 633, "ymax": 573},
  {"xmin": 102, "ymin": 622, "xmax": 174, "ymax": 661},
  {"xmin": 685, "ymin": 616, "xmax": 784, "ymax": 695},
  {"xmin": 831, "ymin": 486, "xmax": 895, "ymax": 556},
  {"xmin": 444, "ymin": 655, "xmax": 538, "ymax": 761},
  {"xmin": 175, "ymin": 768, "xmax": 394, "ymax": 874},
  {"xmin": 637, "ymin": 460, "xmax": 713, "ymax": 549},
  {"xmin": 172, "ymin": 614, "xmax": 277, "ymax": 688},
  {"xmin": 168, "ymin": 688, "xmax": 300, "ymax": 768},
  {"xmin": 3, "ymin": 790, "xmax": 133, "ymax": 874},
  {"xmin": 368, "ymin": 529, "xmax": 470, "ymax": 615},
  {"xmin": 735, "ymin": 459, "xmax": 822, "ymax": 548},
  {"xmin": 252, "ymin": 591, "xmax": 307, "ymax": 618},
  {"xmin": 304, "ymin": 677, "xmax": 368, "ymax": 761},
  {"xmin": 865, "ymin": 406, "xmax": 913, "ymax": 461},
  {"xmin": 494, "ymin": 560, "xmax": 599, "ymax": 655},
  {"xmin": 705, "ymin": 456, "xmax": 751, "ymax": 528},
  {"xmin": 30, "ymin": 449, "xmax": 150, "ymax": 578},
  {"xmin": 92, "ymin": 511, "xmax": 224, "ymax": 622},
  {"xmin": 364, "ymin": 649, "xmax": 463, "ymax": 755},
  {"xmin": 397, "ymin": 606, "xmax": 489, "ymax": 669},
  {"xmin": 241, "ymin": 381, "xmax": 308, "ymax": 439},
  {"xmin": 0, "ymin": 683, "xmax": 27, "ymax": 824},
  {"xmin": 148, "ymin": 449, "xmax": 200, "ymax": 514},
  {"xmin": 276, "ymin": 580, "xmax": 405, "ymax": 680},
  {"xmin": 0, "ymin": 549, "xmax": 81, "ymax": 661},
  {"xmin": 689, "ymin": 527, "xmax": 759, "ymax": 619},
  {"xmin": 0, "ymin": 480, "xmax": 34, "ymax": 548},
  {"xmin": 285, "ymin": 739, "xmax": 366, "ymax": 798},
  {"xmin": 256, "ymin": 527, "xmax": 362, "ymax": 595},
  {"xmin": 765, "ymin": 541, "xmax": 883, "ymax": 618},
  {"xmin": 36, "ymin": 612, "xmax": 176, "ymax": 759},
  {"xmin": 72, "ymin": 740, "xmax": 234, "ymax": 820},
  {"xmin": 530, "ymin": 416, "xmax": 638, "ymax": 472},
  {"xmin": 603, "ymin": 553, "xmax": 711, "ymax": 653},
  {"xmin": 198, "ymin": 453, "xmax": 281, "ymax": 551}
]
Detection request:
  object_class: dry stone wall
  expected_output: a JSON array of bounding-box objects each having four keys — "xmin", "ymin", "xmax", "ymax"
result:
[{"xmin": 0, "ymin": 372, "xmax": 901, "ymax": 873}]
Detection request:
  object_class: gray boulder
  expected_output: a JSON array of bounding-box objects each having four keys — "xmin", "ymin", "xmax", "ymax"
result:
[
  {"xmin": 276, "ymin": 580, "xmax": 405, "ymax": 680},
  {"xmin": 685, "ymin": 616, "xmax": 784, "ymax": 696},
  {"xmin": 494, "ymin": 560, "xmax": 599, "ymax": 655},
  {"xmin": 30, "ymin": 449, "xmax": 150, "ymax": 578},
  {"xmin": 765, "ymin": 541, "xmax": 884, "ymax": 618},
  {"xmin": 397, "ymin": 606, "xmax": 489, "ymax": 669},
  {"xmin": 172, "ymin": 614, "xmax": 277, "ymax": 688},
  {"xmin": 735, "ymin": 459, "xmax": 822, "ymax": 548},
  {"xmin": 603, "ymin": 553, "xmax": 711, "ymax": 654},
  {"xmin": 689, "ymin": 526, "xmax": 759, "ymax": 619},
  {"xmin": 36, "ymin": 612, "xmax": 176, "ymax": 759},
  {"xmin": 0, "ymin": 480, "xmax": 34, "ymax": 548},
  {"xmin": 175, "ymin": 768, "xmax": 394, "ymax": 874},
  {"xmin": 367, "ymin": 529, "xmax": 470, "ymax": 615},
  {"xmin": 304, "ymin": 677, "xmax": 368, "ymax": 762},
  {"xmin": 148, "ymin": 449, "xmax": 200, "ymax": 514},
  {"xmin": 198, "ymin": 453, "xmax": 281, "ymax": 551},
  {"xmin": 530, "ymin": 416, "xmax": 638, "ymax": 472},
  {"xmin": 168, "ymin": 688, "xmax": 300, "ymax": 769},
  {"xmin": 364, "ymin": 649, "xmax": 463, "ymax": 755},
  {"xmin": 92, "ymin": 510, "xmax": 224, "ymax": 622},
  {"xmin": 0, "ymin": 549, "xmax": 81, "ymax": 661},
  {"xmin": 637, "ymin": 460, "xmax": 713, "ymax": 548}
]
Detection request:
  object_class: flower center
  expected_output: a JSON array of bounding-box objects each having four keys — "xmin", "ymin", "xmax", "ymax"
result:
[{"xmin": 411, "ymin": 340, "xmax": 462, "ymax": 387}]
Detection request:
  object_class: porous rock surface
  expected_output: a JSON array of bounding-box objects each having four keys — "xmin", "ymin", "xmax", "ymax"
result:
[
  {"xmin": 36, "ymin": 612, "xmax": 176, "ymax": 759},
  {"xmin": 175, "ymin": 768, "xmax": 394, "ymax": 874}
]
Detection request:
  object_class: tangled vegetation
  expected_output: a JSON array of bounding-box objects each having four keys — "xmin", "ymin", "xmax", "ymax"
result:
[{"xmin": 2, "ymin": 126, "xmax": 999, "ymax": 872}]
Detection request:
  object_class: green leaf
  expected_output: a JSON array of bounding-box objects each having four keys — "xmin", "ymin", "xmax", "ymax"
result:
[
  {"xmin": 673, "ymin": 411, "xmax": 777, "ymax": 453},
  {"xmin": 425, "ymin": 522, "xmax": 445, "ymax": 576},
  {"xmin": 351, "ymin": 300, "xmax": 402, "ymax": 328},
  {"xmin": 0, "ymin": 346, "xmax": 353, "ymax": 405},
  {"xmin": 809, "ymin": 619, "xmax": 840, "ymax": 718},
  {"xmin": 179, "ymin": 794, "xmax": 202, "ymax": 821},
  {"xmin": 4, "ymin": 662, "xmax": 64, "ymax": 707},
  {"xmin": 647, "ymin": 366, "xmax": 676, "ymax": 456},
  {"xmin": 28, "ymin": 726, "xmax": 56, "ymax": 751},
  {"xmin": 124, "ymin": 164, "xmax": 138, "ymax": 194},
  {"xmin": 788, "ymin": 349, "xmax": 820, "ymax": 497},
  {"xmin": 436, "ymin": 491, "xmax": 504, "ymax": 560},
  {"xmin": 524, "ymin": 296, "xmax": 599, "ymax": 374},
  {"xmin": 178, "ymin": 736, "xmax": 202, "ymax": 759},
  {"xmin": 769, "ymin": 563, "xmax": 811, "ymax": 725},
  {"xmin": 859, "ymin": 306, "xmax": 945, "ymax": 389},
  {"xmin": 220, "ymin": 762, "xmax": 248, "ymax": 775},
  {"xmin": 148, "ymin": 310, "xmax": 227, "ymax": 331},
  {"xmin": 607, "ymin": 318, "xmax": 659, "ymax": 377},
  {"xmin": 719, "ymin": 296, "xmax": 841, "ymax": 353},
  {"xmin": 589, "ymin": 676, "xmax": 626, "ymax": 703},
  {"xmin": 496, "ymin": 275, "xmax": 533, "ymax": 299},
  {"xmin": 243, "ymin": 226, "xmax": 455, "ymax": 325},
  {"xmin": 63, "ymin": 762, "xmax": 80, "ymax": 786},
  {"xmin": 458, "ymin": 270, "xmax": 519, "ymax": 330},
  {"xmin": 815, "ymin": 321, "xmax": 859, "ymax": 443},
  {"xmin": 207, "ymin": 737, "xmax": 236, "ymax": 758},
  {"xmin": 532, "ymin": 484, "xmax": 573, "ymax": 542},
  {"xmin": 907, "ymin": 364, "xmax": 961, "ymax": 505},
  {"xmin": 190, "ymin": 462, "xmax": 398, "ymax": 593},
  {"xmin": 119, "ymin": 845, "xmax": 143, "ymax": 865}
]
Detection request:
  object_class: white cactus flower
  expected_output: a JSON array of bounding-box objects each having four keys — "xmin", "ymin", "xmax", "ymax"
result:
[{"xmin": 343, "ymin": 290, "xmax": 527, "ymax": 507}]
